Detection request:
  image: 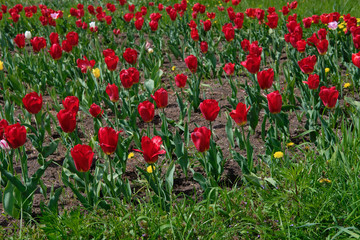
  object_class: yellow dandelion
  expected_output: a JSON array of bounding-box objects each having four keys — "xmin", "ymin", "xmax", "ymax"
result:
[
  {"xmin": 128, "ymin": 152, "xmax": 134, "ymax": 159},
  {"xmin": 273, "ymin": 151, "xmax": 284, "ymax": 159},
  {"xmin": 147, "ymin": 165, "xmax": 155, "ymax": 173},
  {"xmin": 286, "ymin": 142, "xmax": 295, "ymax": 147},
  {"xmin": 92, "ymin": 68, "xmax": 100, "ymax": 78},
  {"xmin": 319, "ymin": 178, "xmax": 331, "ymax": 183},
  {"xmin": 344, "ymin": 83, "xmax": 351, "ymax": 88},
  {"xmin": 325, "ymin": 68, "xmax": 330, "ymax": 73},
  {"xmin": 172, "ymin": 66, "xmax": 176, "ymax": 71},
  {"xmin": 304, "ymin": 146, "xmax": 310, "ymax": 150},
  {"xmin": 0, "ymin": 60, "xmax": 3, "ymax": 71}
]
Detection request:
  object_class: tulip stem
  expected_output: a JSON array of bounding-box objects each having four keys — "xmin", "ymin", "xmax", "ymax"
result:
[
  {"xmin": 107, "ymin": 154, "xmax": 116, "ymax": 197},
  {"xmin": 114, "ymin": 102, "xmax": 118, "ymax": 128},
  {"xmin": 84, "ymin": 171, "xmax": 91, "ymax": 207}
]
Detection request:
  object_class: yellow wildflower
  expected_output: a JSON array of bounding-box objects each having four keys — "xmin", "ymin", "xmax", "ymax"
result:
[
  {"xmin": 325, "ymin": 68, "xmax": 330, "ymax": 73},
  {"xmin": 92, "ymin": 68, "xmax": 100, "ymax": 78},
  {"xmin": 128, "ymin": 152, "xmax": 134, "ymax": 159},
  {"xmin": 0, "ymin": 60, "xmax": 3, "ymax": 71},
  {"xmin": 273, "ymin": 151, "xmax": 284, "ymax": 159},
  {"xmin": 286, "ymin": 142, "xmax": 295, "ymax": 147},
  {"xmin": 172, "ymin": 66, "xmax": 176, "ymax": 71},
  {"xmin": 344, "ymin": 83, "xmax": 351, "ymax": 88},
  {"xmin": 319, "ymin": 178, "xmax": 331, "ymax": 183},
  {"xmin": 147, "ymin": 165, "xmax": 155, "ymax": 173}
]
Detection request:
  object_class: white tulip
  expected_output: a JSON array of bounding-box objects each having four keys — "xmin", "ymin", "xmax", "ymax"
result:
[
  {"xmin": 90, "ymin": 22, "xmax": 96, "ymax": 28},
  {"xmin": 25, "ymin": 31, "xmax": 32, "ymax": 39}
]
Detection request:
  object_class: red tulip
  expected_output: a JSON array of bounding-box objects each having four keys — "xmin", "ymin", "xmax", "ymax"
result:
[
  {"xmin": 30, "ymin": 37, "xmax": 46, "ymax": 53},
  {"xmin": 319, "ymin": 86, "xmax": 339, "ymax": 109},
  {"xmin": 22, "ymin": 92, "xmax": 42, "ymax": 114},
  {"xmin": 14, "ymin": 34, "xmax": 25, "ymax": 48},
  {"xmin": 57, "ymin": 109, "xmax": 77, "ymax": 133},
  {"xmin": 105, "ymin": 55, "xmax": 119, "ymax": 71},
  {"xmin": 185, "ymin": 55, "xmax": 198, "ymax": 73},
  {"xmin": 249, "ymin": 42, "xmax": 262, "ymax": 57},
  {"xmin": 267, "ymin": 90, "xmax": 282, "ymax": 114},
  {"xmin": 223, "ymin": 63, "xmax": 235, "ymax": 76},
  {"xmin": 123, "ymin": 48, "xmax": 138, "ymax": 64},
  {"xmin": 317, "ymin": 28, "xmax": 327, "ymax": 40},
  {"xmin": 191, "ymin": 127, "xmax": 211, "ymax": 152},
  {"xmin": 222, "ymin": 23, "xmax": 235, "ymax": 42},
  {"xmin": 134, "ymin": 136, "xmax": 166, "ymax": 164},
  {"xmin": 149, "ymin": 20, "xmax": 158, "ymax": 31},
  {"xmin": 266, "ymin": 13, "xmax": 279, "ymax": 29},
  {"xmin": 316, "ymin": 39, "xmax": 329, "ymax": 55},
  {"xmin": 298, "ymin": 55, "xmax": 317, "ymax": 74},
  {"xmin": 0, "ymin": 119, "xmax": 9, "ymax": 140},
  {"xmin": 105, "ymin": 84, "xmax": 119, "ymax": 102},
  {"xmin": 257, "ymin": 68, "xmax": 274, "ymax": 90},
  {"xmin": 103, "ymin": 49, "xmax": 115, "ymax": 57},
  {"xmin": 4, "ymin": 123, "xmax": 27, "ymax": 149},
  {"xmin": 63, "ymin": 96, "xmax": 79, "ymax": 113},
  {"xmin": 241, "ymin": 39, "xmax": 250, "ymax": 52},
  {"xmin": 353, "ymin": 52, "xmax": 360, "ymax": 68},
  {"xmin": 230, "ymin": 102, "xmax": 250, "ymax": 126},
  {"xmin": 296, "ymin": 39, "xmax": 306, "ymax": 53},
  {"xmin": 302, "ymin": 17, "xmax": 312, "ymax": 28},
  {"xmin": 98, "ymin": 127, "xmax": 121, "ymax": 155},
  {"xmin": 77, "ymin": 56, "xmax": 95, "ymax": 73},
  {"xmin": 135, "ymin": 17, "xmax": 144, "ymax": 30},
  {"xmin": 200, "ymin": 41, "xmax": 208, "ymax": 54},
  {"xmin": 303, "ymin": 74, "xmax": 319, "ymax": 89},
  {"xmin": 202, "ymin": 19, "xmax": 212, "ymax": 31},
  {"xmin": 174, "ymin": 74, "xmax": 187, "ymax": 88},
  {"xmin": 138, "ymin": 101, "xmax": 155, "ymax": 122},
  {"xmin": 89, "ymin": 103, "xmax": 103, "ymax": 118},
  {"xmin": 200, "ymin": 99, "xmax": 220, "ymax": 122},
  {"xmin": 49, "ymin": 32, "xmax": 59, "ymax": 45},
  {"xmin": 48, "ymin": 43, "xmax": 62, "ymax": 60},
  {"xmin": 190, "ymin": 28, "xmax": 199, "ymax": 41},
  {"xmin": 62, "ymin": 40, "xmax": 73, "ymax": 52},
  {"xmin": 151, "ymin": 88, "xmax": 168, "ymax": 109},
  {"xmin": 241, "ymin": 55, "xmax": 261, "ymax": 74},
  {"xmin": 120, "ymin": 69, "xmax": 134, "ymax": 89},
  {"xmin": 70, "ymin": 144, "xmax": 94, "ymax": 172},
  {"xmin": 66, "ymin": 31, "xmax": 79, "ymax": 46}
]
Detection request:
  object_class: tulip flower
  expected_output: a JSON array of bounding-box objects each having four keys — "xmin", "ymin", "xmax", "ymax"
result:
[
  {"xmin": 267, "ymin": 90, "xmax": 282, "ymax": 114},
  {"xmin": 230, "ymin": 103, "xmax": 251, "ymax": 126},
  {"xmin": 151, "ymin": 88, "xmax": 168, "ymax": 109},
  {"xmin": 352, "ymin": 52, "xmax": 360, "ymax": 68},
  {"xmin": 14, "ymin": 34, "xmax": 25, "ymax": 48},
  {"xmin": 190, "ymin": 28, "xmax": 199, "ymax": 41},
  {"xmin": 89, "ymin": 103, "xmax": 103, "ymax": 118},
  {"xmin": 0, "ymin": 139, "xmax": 10, "ymax": 151},
  {"xmin": 105, "ymin": 55, "xmax": 119, "ymax": 71},
  {"xmin": 200, "ymin": 41, "xmax": 208, "ymax": 54},
  {"xmin": 174, "ymin": 74, "xmax": 187, "ymax": 88},
  {"xmin": 138, "ymin": 101, "xmax": 155, "ymax": 122},
  {"xmin": 241, "ymin": 39, "xmax": 250, "ymax": 52},
  {"xmin": 0, "ymin": 119, "xmax": 9, "ymax": 140},
  {"xmin": 222, "ymin": 23, "xmax": 235, "ymax": 42},
  {"xmin": 191, "ymin": 127, "xmax": 211, "ymax": 152},
  {"xmin": 223, "ymin": 63, "xmax": 235, "ymax": 76},
  {"xmin": 98, "ymin": 127, "xmax": 121, "ymax": 155},
  {"xmin": 70, "ymin": 144, "xmax": 94, "ymax": 172},
  {"xmin": 63, "ymin": 96, "xmax": 79, "ymax": 113},
  {"xmin": 134, "ymin": 136, "xmax": 166, "ymax": 164},
  {"xmin": 4, "ymin": 123, "xmax": 27, "ymax": 149},
  {"xmin": 199, "ymin": 99, "xmax": 220, "ymax": 122},
  {"xmin": 24, "ymin": 31, "xmax": 32, "ymax": 39},
  {"xmin": 57, "ymin": 109, "xmax": 77, "ymax": 133},
  {"xmin": 62, "ymin": 40, "xmax": 73, "ymax": 53},
  {"xmin": 303, "ymin": 74, "xmax": 320, "ymax": 89},
  {"xmin": 123, "ymin": 48, "xmax": 138, "ymax": 64},
  {"xmin": 49, "ymin": 32, "xmax": 59, "ymax": 45},
  {"xmin": 77, "ymin": 56, "xmax": 95, "ymax": 73},
  {"xmin": 66, "ymin": 31, "xmax": 79, "ymax": 46},
  {"xmin": 22, "ymin": 92, "xmax": 43, "ymax": 114},
  {"xmin": 30, "ymin": 37, "xmax": 47, "ymax": 53},
  {"xmin": 105, "ymin": 84, "xmax": 119, "ymax": 102},
  {"xmin": 257, "ymin": 69, "xmax": 274, "ymax": 90},
  {"xmin": 316, "ymin": 39, "xmax": 329, "ymax": 55},
  {"xmin": 319, "ymin": 86, "xmax": 339, "ymax": 109},
  {"xmin": 120, "ymin": 68, "xmax": 139, "ymax": 89},
  {"xmin": 296, "ymin": 40, "xmax": 306, "ymax": 53},
  {"xmin": 298, "ymin": 55, "xmax": 317, "ymax": 74},
  {"xmin": 48, "ymin": 43, "xmax": 62, "ymax": 60},
  {"xmin": 241, "ymin": 55, "xmax": 261, "ymax": 74},
  {"xmin": 185, "ymin": 55, "xmax": 198, "ymax": 73}
]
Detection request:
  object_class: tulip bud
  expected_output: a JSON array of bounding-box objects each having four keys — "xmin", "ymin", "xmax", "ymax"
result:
[
  {"xmin": 0, "ymin": 139, "xmax": 10, "ymax": 151},
  {"xmin": 25, "ymin": 31, "xmax": 32, "ymax": 39}
]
